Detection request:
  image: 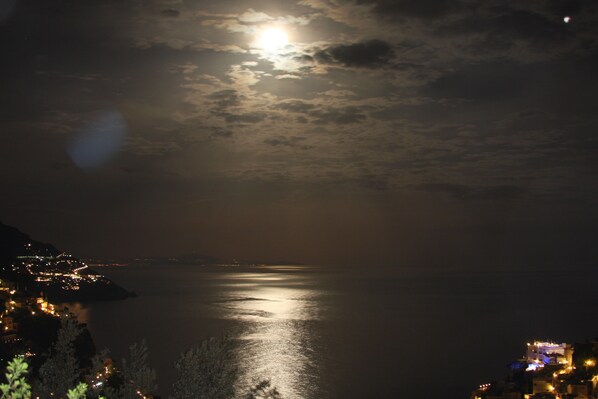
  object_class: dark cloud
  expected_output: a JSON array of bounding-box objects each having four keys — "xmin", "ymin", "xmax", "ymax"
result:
[
  {"xmin": 549, "ymin": 0, "xmax": 584, "ymax": 17},
  {"xmin": 412, "ymin": 183, "xmax": 470, "ymax": 199},
  {"xmin": 160, "ymin": 9, "xmax": 180, "ymax": 18},
  {"xmin": 296, "ymin": 15, "xmax": 357, "ymax": 43},
  {"xmin": 466, "ymin": 35, "xmax": 515, "ymax": 55},
  {"xmin": 427, "ymin": 62, "xmax": 530, "ymax": 101},
  {"xmin": 414, "ymin": 183, "xmax": 526, "ymax": 200},
  {"xmin": 273, "ymin": 101, "xmax": 366, "ymax": 124},
  {"xmin": 264, "ymin": 136, "xmax": 312, "ymax": 150},
  {"xmin": 208, "ymin": 89, "xmax": 242, "ymax": 109},
  {"xmin": 438, "ymin": 7, "xmax": 571, "ymax": 45},
  {"xmin": 293, "ymin": 54, "xmax": 314, "ymax": 63},
  {"xmin": 215, "ymin": 112, "xmax": 268, "ymax": 124},
  {"xmin": 355, "ymin": 0, "xmax": 462, "ymax": 19},
  {"xmin": 273, "ymin": 100, "xmax": 316, "ymax": 113},
  {"xmin": 209, "ymin": 127, "xmax": 234, "ymax": 138},
  {"xmin": 314, "ymin": 40, "xmax": 394, "ymax": 68},
  {"xmin": 310, "ymin": 107, "xmax": 367, "ymax": 124},
  {"xmin": 359, "ymin": 175, "xmax": 389, "ymax": 191},
  {"xmin": 469, "ymin": 185, "xmax": 527, "ymax": 200},
  {"xmin": 487, "ymin": 8, "xmax": 569, "ymax": 42}
]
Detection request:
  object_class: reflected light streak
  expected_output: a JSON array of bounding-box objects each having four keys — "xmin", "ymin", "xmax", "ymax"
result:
[{"xmin": 217, "ymin": 271, "xmax": 323, "ymax": 399}]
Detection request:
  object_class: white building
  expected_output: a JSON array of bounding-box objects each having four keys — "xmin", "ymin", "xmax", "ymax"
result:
[{"xmin": 526, "ymin": 341, "xmax": 573, "ymax": 368}]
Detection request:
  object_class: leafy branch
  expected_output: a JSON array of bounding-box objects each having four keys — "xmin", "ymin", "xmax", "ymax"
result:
[{"xmin": 0, "ymin": 357, "xmax": 31, "ymax": 399}]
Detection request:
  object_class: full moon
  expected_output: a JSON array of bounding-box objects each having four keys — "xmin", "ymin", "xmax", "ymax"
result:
[{"xmin": 257, "ymin": 28, "xmax": 289, "ymax": 51}]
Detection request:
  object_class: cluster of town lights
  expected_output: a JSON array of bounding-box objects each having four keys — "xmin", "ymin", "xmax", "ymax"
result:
[{"xmin": 477, "ymin": 341, "xmax": 597, "ymax": 399}]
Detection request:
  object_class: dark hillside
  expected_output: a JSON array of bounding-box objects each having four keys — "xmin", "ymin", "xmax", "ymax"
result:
[{"xmin": 0, "ymin": 222, "xmax": 60, "ymax": 266}]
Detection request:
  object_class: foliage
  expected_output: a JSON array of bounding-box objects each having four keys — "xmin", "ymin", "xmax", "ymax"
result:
[
  {"xmin": 242, "ymin": 380, "xmax": 282, "ymax": 399},
  {"xmin": 0, "ymin": 357, "xmax": 31, "ymax": 399},
  {"xmin": 66, "ymin": 382, "xmax": 88, "ymax": 399},
  {"xmin": 105, "ymin": 340, "xmax": 157, "ymax": 399},
  {"xmin": 37, "ymin": 317, "xmax": 82, "ymax": 398},
  {"xmin": 1, "ymin": 359, "xmax": 106, "ymax": 399},
  {"xmin": 172, "ymin": 336, "xmax": 238, "ymax": 399},
  {"xmin": 87, "ymin": 349, "xmax": 110, "ymax": 399},
  {"xmin": 2, "ymin": 333, "xmax": 282, "ymax": 399}
]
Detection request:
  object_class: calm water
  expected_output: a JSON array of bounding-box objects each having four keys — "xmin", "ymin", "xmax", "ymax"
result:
[{"xmin": 69, "ymin": 265, "xmax": 598, "ymax": 399}]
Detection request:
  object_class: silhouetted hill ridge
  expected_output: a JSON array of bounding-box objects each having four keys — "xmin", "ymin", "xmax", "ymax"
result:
[{"xmin": 0, "ymin": 221, "xmax": 60, "ymax": 266}]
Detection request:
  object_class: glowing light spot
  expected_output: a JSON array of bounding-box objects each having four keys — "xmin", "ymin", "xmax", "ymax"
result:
[
  {"xmin": 0, "ymin": 0, "xmax": 17, "ymax": 25},
  {"xmin": 67, "ymin": 110, "xmax": 127, "ymax": 169},
  {"xmin": 564, "ymin": 16, "xmax": 571, "ymax": 23},
  {"xmin": 257, "ymin": 28, "xmax": 288, "ymax": 52}
]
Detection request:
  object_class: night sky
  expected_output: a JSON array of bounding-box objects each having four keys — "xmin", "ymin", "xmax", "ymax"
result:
[{"xmin": 1, "ymin": 0, "xmax": 597, "ymax": 268}]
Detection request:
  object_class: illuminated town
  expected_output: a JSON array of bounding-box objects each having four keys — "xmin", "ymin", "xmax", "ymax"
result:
[
  {"xmin": 0, "ymin": 239, "xmax": 131, "ymax": 359},
  {"xmin": 0, "ymin": 230, "xmax": 147, "ymax": 397},
  {"xmin": 1, "ymin": 267, "xmax": 117, "ymax": 397},
  {"xmin": 0, "ymin": 277, "xmax": 58, "ymax": 345},
  {"xmin": 0, "ymin": 240, "xmax": 132, "ymax": 303},
  {"xmin": 472, "ymin": 341, "xmax": 598, "ymax": 399},
  {"xmin": 9, "ymin": 250, "xmax": 106, "ymax": 291}
]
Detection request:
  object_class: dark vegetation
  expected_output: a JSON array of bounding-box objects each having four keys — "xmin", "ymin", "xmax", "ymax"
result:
[
  {"xmin": 0, "ymin": 222, "xmax": 58, "ymax": 266},
  {"xmin": 2, "ymin": 317, "xmax": 282, "ymax": 399}
]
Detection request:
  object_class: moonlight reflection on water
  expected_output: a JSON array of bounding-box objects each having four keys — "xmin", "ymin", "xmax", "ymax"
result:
[
  {"xmin": 66, "ymin": 266, "xmax": 598, "ymax": 399},
  {"xmin": 215, "ymin": 271, "xmax": 324, "ymax": 399}
]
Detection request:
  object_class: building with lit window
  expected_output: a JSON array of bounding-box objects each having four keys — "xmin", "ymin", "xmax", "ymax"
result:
[{"xmin": 526, "ymin": 341, "xmax": 573, "ymax": 368}]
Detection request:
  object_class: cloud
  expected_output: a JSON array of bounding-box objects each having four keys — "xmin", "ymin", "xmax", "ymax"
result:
[
  {"xmin": 125, "ymin": 136, "xmax": 181, "ymax": 157},
  {"xmin": 3, "ymin": 0, "xmax": 597, "ymax": 217},
  {"xmin": 238, "ymin": 9, "xmax": 273, "ymax": 23},
  {"xmin": 273, "ymin": 101, "xmax": 367, "ymax": 124},
  {"xmin": 359, "ymin": 175, "xmax": 389, "ymax": 190},
  {"xmin": 161, "ymin": 9, "xmax": 180, "ymax": 18},
  {"xmin": 310, "ymin": 106, "xmax": 367, "ymax": 124},
  {"xmin": 207, "ymin": 89, "xmax": 243, "ymax": 108},
  {"xmin": 548, "ymin": 0, "xmax": 585, "ymax": 17},
  {"xmin": 426, "ymin": 62, "xmax": 530, "ymax": 101},
  {"xmin": 314, "ymin": 39, "xmax": 394, "ymax": 68},
  {"xmin": 209, "ymin": 127, "xmax": 234, "ymax": 138},
  {"xmin": 414, "ymin": 183, "xmax": 526, "ymax": 200},
  {"xmin": 438, "ymin": 7, "xmax": 571, "ymax": 45},
  {"xmin": 215, "ymin": 111, "xmax": 268, "ymax": 124},
  {"xmin": 264, "ymin": 135, "xmax": 312, "ymax": 149},
  {"xmin": 354, "ymin": 0, "xmax": 462, "ymax": 19},
  {"xmin": 273, "ymin": 100, "xmax": 317, "ymax": 113}
]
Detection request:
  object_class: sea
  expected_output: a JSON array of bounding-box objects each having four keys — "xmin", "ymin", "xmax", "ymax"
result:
[{"xmin": 66, "ymin": 264, "xmax": 598, "ymax": 399}]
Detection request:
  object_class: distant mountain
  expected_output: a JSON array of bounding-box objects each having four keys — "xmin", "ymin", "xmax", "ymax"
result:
[
  {"xmin": 128, "ymin": 253, "xmax": 303, "ymax": 266},
  {"xmin": 93, "ymin": 252, "xmax": 303, "ymax": 267},
  {"xmin": 0, "ymin": 221, "xmax": 60, "ymax": 266},
  {"xmin": 130, "ymin": 252, "xmax": 226, "ymax": 265},
  {"xmin": 0, "ymin": 222, "xmax": 303, "ymax": 269}
]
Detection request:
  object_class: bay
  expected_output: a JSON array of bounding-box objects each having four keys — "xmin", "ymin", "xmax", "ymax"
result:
[{"xmin": 68, "ymin": 265, "xmax": 598, "ymax": 399}]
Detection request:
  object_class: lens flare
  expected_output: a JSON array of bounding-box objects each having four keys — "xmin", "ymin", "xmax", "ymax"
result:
[{"xmin": 67, "ymin": 110, "xmax": 126, "ymax": 169}]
